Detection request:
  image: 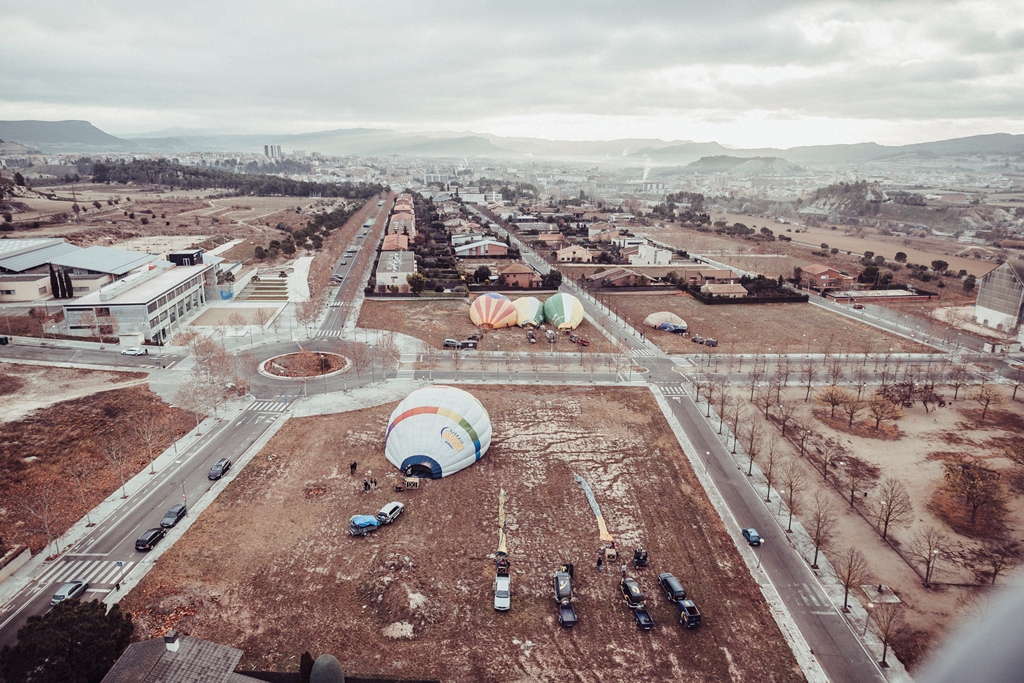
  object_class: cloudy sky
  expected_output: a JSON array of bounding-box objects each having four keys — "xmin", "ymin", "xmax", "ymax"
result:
[{"xmin": 2, "ymin": 0, "xmax": 1023, "ymax": 147}]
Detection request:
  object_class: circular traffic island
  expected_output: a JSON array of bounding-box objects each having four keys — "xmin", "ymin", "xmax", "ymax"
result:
[{"xmin": 262, "ymin": 351, "xmax": 349, "ymax": 378}]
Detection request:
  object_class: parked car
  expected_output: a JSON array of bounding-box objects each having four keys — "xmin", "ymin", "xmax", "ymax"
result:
[
  {"xmin": 691, "ymin": 335, "xmax": 705, "ymax": 344},
  {"xmin": 527, "ymin": 330, "xmax": 538, "ymax": 344},
  {"xmin": 121, "ymin": 347, "xmax": 145, "ymax": 356},
  {"xmin": 634, "ymin": 606, "xmax": 655, "ymax": 630},
  {"xmin": 554, "ymin": 570, "xmax": 578, "ymax": 627},
  {"xmin": 742, "ymin": 527, "xmax": 762, "ymax": 546},
  {"xmin": 853, "ymin": 304, "xmax": 864, "ymax": 309},
  {"xmin": 135, "ymin": 527, "xmax": 165, "ymax": 552},
  {"xmin": 679, "ymin": 599, "xmax": 702, "ymax": 628},
  {"xmin": 461, "ymin": 339, "xmax": 478, "ymax": 349},
  {"xmin": 443, "ymin": 338, "xmax": 461, "ymax": 349},
  {"xmin": 466, "ymin": 333, "xmax": 482, "ymax": 341},
  {"xmin": 494, "ymin": 574, "xmax": 511, "ymax": 611},
  {"xmin": 620, "ymin": 578, "xmax": 646, "ymax": 609},
  {"xmin": 703, "ymin": 337, "xmax": 718, "ymax": 347},
  {"xmin": 348, "ymin": 514, "xmax": 380, "ymax": 536},
  {"xmin": 377, "ymin": 501, "xmax": 405, "ymax": 525},
  {"xmin": 50, "ymin": 579, "xmax": 88, "ymax": 606},
  {"xmin": 208, "ymin": 458, "xmax": 232, "ymax": 480},
  {"xmin": 545, "ymin": 330, "xmax": 557, "ymax": 343},
  {"xmin": 161, "ymin": 503, "xmax": 187, "ymax": 528},
  {"xmin": 657, "ymin": 573, "xmax": 687, "ymax": 603}
]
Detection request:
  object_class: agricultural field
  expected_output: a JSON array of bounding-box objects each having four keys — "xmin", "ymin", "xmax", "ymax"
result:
[
  {"xmin": 358, "ymin": 298, "xmax": 620, "ymax": 354},
  {"xmin": 603, "ymin": 292, "xmax": 931, "ymax": 356},
  {"xmin": 123, "ymin": 386, "xmax": 803, "ymax": 682}
]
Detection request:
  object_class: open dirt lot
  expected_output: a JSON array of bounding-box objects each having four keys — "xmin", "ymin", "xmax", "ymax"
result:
[
  {"xmin": 710, "ymin": 375, "xmax": 1024, "ymax": 671},
  {"xmin": 359, "ymin": 298, "xmax": 620, "ymax": 354},
  {"xmin": 124, "ymin": 386, "xmax": 803, "ymax": 682},
  {"xmin": 0, "ymin": 364, "xmax": 198, "ymax": 553},
  {"xmin": 605, "ymin": 292, "xmax": 930, "ymax": 355},
  {"xmin": 189, "ymin": 307, "xmax": 280, "ymax": 328}
]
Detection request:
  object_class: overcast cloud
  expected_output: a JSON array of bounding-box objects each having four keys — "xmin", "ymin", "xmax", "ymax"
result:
[{"xmin": 2, "ymin": 0, "xmax": 1023, "ymax": 147}]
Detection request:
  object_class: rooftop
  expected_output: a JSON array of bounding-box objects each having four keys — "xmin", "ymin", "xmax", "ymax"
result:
[
  {"xmin": 73, "ymin": 263, "xmax": 211, "ymax": 306},
  {"xmin": 51, "ymin": 246, "xmax": 159, "ymax": 275},
  {"xmin": 0, "ymin": 240, "xmax": 82, "ymax": 273}
]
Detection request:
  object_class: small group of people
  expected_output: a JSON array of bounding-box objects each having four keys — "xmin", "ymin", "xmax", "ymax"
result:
[{"xmin": 363, "ymin": 478, "xmax": 378, "ymax": 492}]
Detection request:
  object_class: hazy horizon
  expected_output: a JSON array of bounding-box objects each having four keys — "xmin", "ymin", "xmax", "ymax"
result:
[{"xmin": 3, "ymin": 1, "xmax": 1024, "ymax": 149}]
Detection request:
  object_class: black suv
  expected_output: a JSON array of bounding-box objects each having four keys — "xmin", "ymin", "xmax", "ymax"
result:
[
  {"xmin": 208, "ymin": 458, "xmax": 232, "ymax": 480},
  {"xmin": 657, "ymin": 573, "xmax": 687, "ymax": 602},
  {"xmin": 135, "ymin": 527, "xmax": 166, "ymax": 552},
  {"xmin": 161, "ymin": 504, "xmax": 187, "ymax": 528}
]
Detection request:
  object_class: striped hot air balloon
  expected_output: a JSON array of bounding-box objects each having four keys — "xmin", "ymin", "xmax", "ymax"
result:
[
  {"xmin": 470, "ymin": 293, "xmax": 518, "ymax": 328},
  {"xmin": 543, "ymin": 293, "xmax": 585, "ymax": 330},
  {"xmin": 513, "ymin": 296, "xmax": 544, "ymax": 327},
  {"xmin": 385, "ymin": 386, "xmax": 492, "ymax": 479}
]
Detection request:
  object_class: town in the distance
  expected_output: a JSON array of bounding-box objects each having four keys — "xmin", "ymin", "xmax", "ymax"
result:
[{"xmin": 1, "ymin": 119, "xmax": 1023, "ymax": 683}]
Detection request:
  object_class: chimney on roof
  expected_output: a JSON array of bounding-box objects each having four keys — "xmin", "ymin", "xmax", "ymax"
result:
[{"xmin": 164, "ymin": 630, "xmax": 180, "ymax": 653}]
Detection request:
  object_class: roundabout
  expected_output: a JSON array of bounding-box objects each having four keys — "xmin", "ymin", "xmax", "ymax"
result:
[{"xmin": 259, "ymin": 350, "xmax": 349, "ymax": 380}]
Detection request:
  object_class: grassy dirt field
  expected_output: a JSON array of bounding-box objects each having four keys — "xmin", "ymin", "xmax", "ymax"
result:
[
  {"xmin": 359, "ymin": 298, "xmax": 620, "ymax": 354},
  {"xmin": 604, "ymin": 292, "xmax": 931, "ymax": 355},
  {"xmin": 123, "ymin": 386, "xmax": 803, "ymax": 682},
  {"xmin": 0, "ymin": 364, "xmax": 199, "ymax": 553}
]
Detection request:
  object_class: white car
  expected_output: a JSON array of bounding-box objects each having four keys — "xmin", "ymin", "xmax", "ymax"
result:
[
  {"xmin": 493, "ymin": 574, "xmax": 511, "ymax": 611},
  {"xmin": 120, "ymin": 347, "xmax": 145, "ymax": 356},
  {"xmin": 376, "ymin": 501, "xmax": 405, "ymax": 525}
]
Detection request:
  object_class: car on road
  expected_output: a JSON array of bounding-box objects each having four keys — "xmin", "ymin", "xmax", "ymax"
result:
[
  {"xmin": 332, "ymin": 274, "xmax": 344, "ymax": 283},
  {"xmin": 120, "ymin": 347, "xmax": 145, "ymax": 356},
  {"xmin": 135, "ymin": 527, "xmax": 166, "ymax": 551},
  {"xmin": 377, "ymin": 501, "xmax": 404, "ymax": 524},
  {"xmin": 742, "ymin": 527, "xmax": 762, "ymax": 546},
  {"xmin": 208, "ymin": 458, "xmax": 232, "ymax": 480},
  {"xmin": 853, "ymin": 304, "xmax": 864, "ymax": 309},
  {"xmin": 50, "ymin": 579, "xmax": 88, "ymax": 606},
  {"xmin": 657, "ymin": 573, "xmax": 687, "ymax": 603},
  {"xmin": 493, "ymin": 574, "xmax": 511, "ymax": 611},
  {"xmin": 161, "ymin": 503, "xmax": 187, "ymax": 528}
]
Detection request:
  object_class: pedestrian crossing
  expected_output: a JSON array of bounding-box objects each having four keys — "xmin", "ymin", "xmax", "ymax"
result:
[
  {"xmin": 631, "ymin": 348, "xmax": 657, "ymax": 357},
  {"xmin": 35, "ymin": 559, "xmax": 135, "ymax": 588},
  {"xmin": 249, "ymin": 399, "xmax": 290, "ymax": 413},
  {"xmin": 315, "ymin": 329, "xmax": 343, "ymax": 338},
  {"xmin": 658, "ymin": 385, "xmax": 689, "ymax": 396},
  {"xmin": 329, "ymin": 301, "xmax": 342, "ymax": 308}
]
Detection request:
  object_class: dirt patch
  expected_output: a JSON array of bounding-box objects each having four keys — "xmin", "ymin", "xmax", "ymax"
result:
[
  {"xmin": 0, "ymin": 363, "xmax": 147, "ymax": 424},
  {"xmin": 0, "ymin": 381, "xmax": 200, "ymax": 553},
  {"xmin": 189, "ymin": 307, "xmax": 280, "ymax": 328},
  {"xmin": 359, "ymin": 298, "xmax": 619, "ymax": 353},
  {"xmin": 264, "ymin": 352, "xmax": 348, "ymax": 378},
  {"xmin": 123, "ymin": 386, "xmax": 802, "ymax": 682},
  {"xmin": 605, "ymin": 291, "xmax": 931, "ymax": 355}
]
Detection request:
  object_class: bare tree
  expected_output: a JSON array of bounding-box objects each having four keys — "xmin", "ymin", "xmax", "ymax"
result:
[
  {"xmin": 776, "ymin": 400, "xmax": 799, "ymax": 437},
  {"xmin": 746, "ymin": 434, "xmax": 761, "ymax": 477},
  {"xmin": 529, "ymin": 349, "xmax": 544, "ymax": 376},
  {"xmin": 843, "ymin": 459, "xmax": 872, "ymax": 507},
  {"xmin": 451, "ymin": 349, "xmax": 464, "ymax": 379},
  {"xmin": 874, "ymin": 478, "xmax": 913, "ymax": 540},
  {"xmin": 228, "ymin": 312, "xmax": 246, "ymax": 337},
  {"xmin": 840, "ymin": 395, "xmax": 865, "ymax": 428},
  {"xmin": 420, "ymin": 341, "xmax": 442, "ymax": 381},
  {"xmin": 819, "ymin": 438, "xmax": 846, "ymax": 482},
  {"xmin": 868, "ymin": 396, "xmax": 903, "ymax": 430},
  {"xmin": 375, "ymin": 333, "xmax": 401, "ymax": 376},
  {"xmin": 808, "ymin": 490, "xmax": 837, "ymax": 568},
  {"xmin": 692, "ymin": 370, "xmax": 710, "ymax": 403},
  {"xmin": 252, "ymin": 306, "xmax": 271, "ymax": 334},
  {"xmin": 21, "ymin": 483, "xmax": 61, "ymax": 555},
  {"xmin": 777, "ymin": 356, "xmax": 792, "ymax": 387},
  {"xmin": 756, "ymin": 384, "xmax": 778, "ymax": 419},
  {"xmin": 134, "ymin": 410, "xmax": 166, "ymax": 474},
  {"xmin": 763, "ymin": 440, "xmax": 782, "ymax": 502},
  {"xmin": 830, "ymin": 546, "xmax": 869, "ymax": 611},
  {"xmin": 747, "ymin": 366, "xmax": 765, "ymax": 402},
  {"xmin": 554, "ymin": 350, "xmax": 568, "ymax": 379},
  {"xmin": 967, "ymin": 539, "xmax": 1023, "ymax": 585},
  {"xmin": 780, "ymin": 460, "xmax": 804, "ymax": 532},
  {"xmin": 851, "ymin": 363, "xmax": 869, "ymax": 400},
  {"xmin": 718, "ymin": 391, "xmax": 733, "ymax": 435},
  {"xmin": 948, "ymin": 364, "xmax": 971, "ymax": 401},
  {"xmin": 99, "ymin": 435, "xmax": 133, "ymax": 499},
  {"xmin": 800, "ymin": 362, "xmax": 817, "ymax": 402},
  {"xmin": 746, "ymin": 418, "xmax": 763, "ymax": 458},
  {"xmin": 348, "ymin": 344, "xmax": 372, "ymax": 382},
  {"xmin": 869, "ymin": 602, "xmax": 906, "ymax": 667},
  {"xmin": 816, "ymin": 386, "xmax": 847, "ymax": 418},
  {"xmin": 730, "ymin": 403, "xmax": 747, "ymax": 453},
  {"xmin": 65, "ymin": 458, "xmax": 96, "ymax": 526},
  {"xmin": 942, "ymin": 457, "xmax": 1006, "ymax": 526},
  {"xmin": 174, "ymin": 376, "xmax": 206, "ymax": 429},
  {"xmin": 826, "ymin": 359, "xmax": 845, "ymax": 387},
  {"xmin": 973, "ymin": 383, "xmax": 1002, "ymax": 422},
  {"xmin": 581, "ymin": 346, "xmax": 601, "ymax": 381},
  {"xmin": 909, "ymin": 526, "xmax": 951, "ymax": 586}
]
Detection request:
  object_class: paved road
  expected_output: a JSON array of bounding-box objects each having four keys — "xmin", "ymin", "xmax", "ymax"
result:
[
  {"xmin": 0, "ymin": 343, "xmax": 187, "ymax": 370},
  {"xmin": 0, "ymin": 402, "xmax": 286, "ymax": 649}
]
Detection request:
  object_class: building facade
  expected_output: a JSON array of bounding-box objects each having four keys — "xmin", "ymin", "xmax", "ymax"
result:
[{"xmin": 974, "ymin": 261, "xmax": 1024, "ymax": 332}]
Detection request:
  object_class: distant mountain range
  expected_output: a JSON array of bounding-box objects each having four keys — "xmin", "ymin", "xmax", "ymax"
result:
[{"xmin": 2, "ymin": 119, "xmax": 1024, "ymax": 167}]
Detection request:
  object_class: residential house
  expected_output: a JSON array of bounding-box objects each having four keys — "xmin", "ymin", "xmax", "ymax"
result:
[
  {"xmin": 701, "ymin": 283, "xmax": 748, "ymax": 298},
  {"xmin": 588, "ymin": 267, "xmax": 642, "ymax": 287},
  {"xmin": 381, "ymin": 234, "xmax": 409, "ymax": 252},
  {"xmin": 680, "ymin": 268, "xmax": 740, "ymax": 285},
  {"xmin": 629, "ymin": 244, "xmax": 673, "ymax": 266},
  {"xmin": 536, "ymin": 233, "xmax": 568, "ymax": 250},
  {"xmin": 798, "ymin": 264, "xmax": 855, "ymax": 291},
  {"xmin": 556, "ymin": 245, "xmax": 593, "ymax": 263},
  {"xmin": 499, "ymin": 262, "xmax": 542, "ymax": 288},
  {"xmin": 455, "ymin": 240, "xmax": 509, "ymax": 257},
  {"xmin": 375, "ymin": 251, "xmax": 417, "ymax": 293},
  {"xmin": 451, "ymin": 232, "xmax": 488, "ymax": 247}
]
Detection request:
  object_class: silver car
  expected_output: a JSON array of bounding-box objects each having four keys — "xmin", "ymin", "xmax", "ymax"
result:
[{"xmin": 51, "ymin": 579, "xmax": 88, "ymax": 606}]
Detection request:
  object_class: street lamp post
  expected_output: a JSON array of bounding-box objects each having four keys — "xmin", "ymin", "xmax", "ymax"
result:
[
  {"xmin": 862, "ymin": 602, "xmax": 875, "ymax": 636},
  {"xmin": 704, "ymin": 451, "xmax": 710, "ymax": 474}
]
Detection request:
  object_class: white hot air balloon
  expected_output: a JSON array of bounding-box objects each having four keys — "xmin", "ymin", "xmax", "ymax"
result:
[{"xmin": 385, "ymin": 386, "xmax": 492, "ymax": 479}]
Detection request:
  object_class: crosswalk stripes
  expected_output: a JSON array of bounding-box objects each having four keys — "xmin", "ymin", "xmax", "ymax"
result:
[
  {"xmin": 658, "ymin": 385, "xmax": 689, "ymax": 396},
  {"xmin": 315, "ymin": 330, "xmax": 343, "ymax": 337},
  {"xmin": 329, "ymin": 301, "xmax": 342, "ymax": 308},
  {"xmin": 35, "ymin": 559, "xmax": 135, "ymax": 588},
  {"xmin": 249, "ymin": 400, "xmax": 289, "ymax": 413},
  {"xmin": 631, "ymin": 348, "xmax": 656, "ymax": 357}
]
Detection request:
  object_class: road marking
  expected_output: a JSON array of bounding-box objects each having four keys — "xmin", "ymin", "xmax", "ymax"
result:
[
  {"xmin": 36, "ymin": 560, "xmax": 136, "ymax": 588},
  {"xmin": 631, "ymin": 348, "xmax": 656, "ymax": 357},
  {"xmin": 659, "ymin": 385, "xmax": 688, "ymax": 396},
  {"xmin": 315, "ymin": 330, "xmax": 343, "ymax": 338},
  {"xmin": 248, "ymin": 400, "xmax": 289, "ymax": 413}
]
